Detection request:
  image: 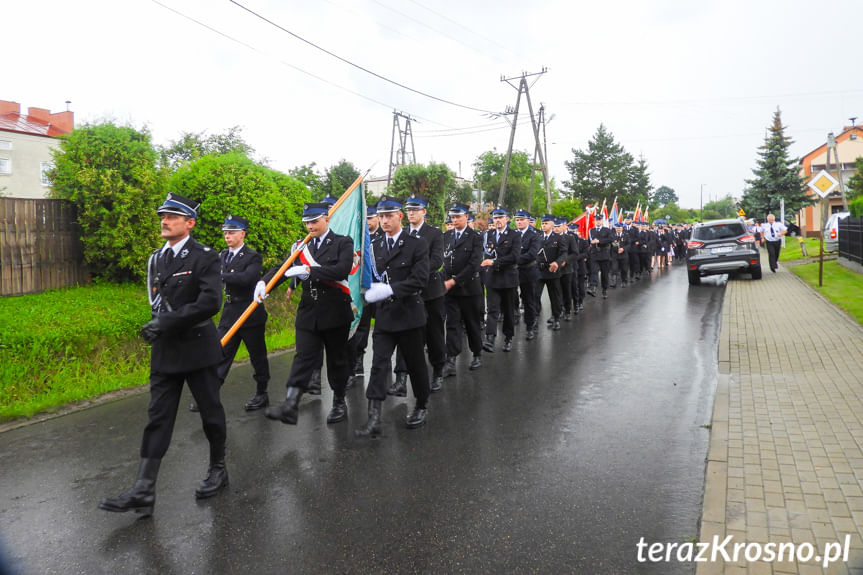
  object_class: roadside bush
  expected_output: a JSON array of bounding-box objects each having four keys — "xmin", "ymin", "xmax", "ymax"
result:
[
  {"xmin": 849, "ymin": 196, "xmax": 863, "ymax": 218},
  {"xmin": 167, "ymin": 153, "xmax": 311, "ymax": 268},
  {"xmin": 49, "ymin": 123, "xmax": 163, "ymax": 282}
]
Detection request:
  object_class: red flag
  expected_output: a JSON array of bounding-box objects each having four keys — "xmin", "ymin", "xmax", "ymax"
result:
[
  {"xmin": 572, "ymin": 212, "xmax": 588, "ymax": 238},
  {"xmin": 633, "ymin": 201, "xmax": 642, "ymax": 223}
]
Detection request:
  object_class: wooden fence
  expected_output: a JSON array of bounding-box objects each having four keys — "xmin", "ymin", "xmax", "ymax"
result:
[{"xmin": 0, "ymin": 198, "xmax": 89, "ymax": 296}]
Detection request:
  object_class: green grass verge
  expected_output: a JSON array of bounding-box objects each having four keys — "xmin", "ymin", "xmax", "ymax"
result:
[
  {"xmin": 791, "ymin": 261, "xmax": 863, "ymax": 325},
  {"xmin": 0, "ymin": 283, "xmax": 297, "ymax": 422},
  {"xmin": 779, "ymin": 237, "xmax": 822, "ymax": 262}
]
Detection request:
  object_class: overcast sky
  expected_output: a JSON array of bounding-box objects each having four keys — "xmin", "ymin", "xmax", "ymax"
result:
[{"xmin": 8, "ymin": 0, "xmax": 863, "ymax": 210}]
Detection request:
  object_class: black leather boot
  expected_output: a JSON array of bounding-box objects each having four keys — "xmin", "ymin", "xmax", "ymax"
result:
[
  {"xmin": 406, "ymin": 405, "xmax": 427, "ymax": 429},
  {"xmin": 264, "ymin": 387, "xmax": 303, "ymax": 424},
  {"xmin": 526, "ymin": 329, "xmax": 536, "ymax": 341},
  {"xmin": 502, "ymin": 338, "xmax": 512, "ymax": 352},
  {"xmin": 387, "ymin": 372, "xmax": 408, "ymax": 397},
  {"xmin": 354, "ymin": 399, "xmax": 382, "ymax": 438},
  {"xmin": 469, "ymin": 355, "xmax": 482, "ymax": 370},
  {"xmin": 353, "ymin": 354, "xmax": 364, "ymax": 376},
  {"xmin": 195, "ymin": 459, "xmax": 229, "ymax": 499},
  {"xmin": 307, "ymin": 369, "xmax": 322, "ymax": 395},
  {"xmin": 327, "ymin": 396, "xmax": 348, "ymax": 423},
  {"xmin": 99, "ymin": 458, "xmax": 161, "ymax": 517},
  {"xmin": 482, "ymin": 334, "xmax": 495, "ymax": 353},
  {"xmin": 345, "ymin": 374, "xmax": 358, "ymax": 390}
]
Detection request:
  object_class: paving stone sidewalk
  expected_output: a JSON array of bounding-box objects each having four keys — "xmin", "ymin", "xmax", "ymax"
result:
[{"xmin": 698, "ymin": 263, "xmax": 863, "ymax": 575}]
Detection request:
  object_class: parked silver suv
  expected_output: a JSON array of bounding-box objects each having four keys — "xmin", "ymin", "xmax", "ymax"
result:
[
  {"xmin": 823, "ymin": 211, "xmax": 850, "ymax": 253},
  {"xmin": 686, "ymin": 219, "xmax": 761, "ymax": 285}
]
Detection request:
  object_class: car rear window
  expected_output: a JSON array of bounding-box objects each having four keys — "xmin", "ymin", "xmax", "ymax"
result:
[{"xmin": 693, "ymin": 223, "xmax": 746, "ymax": 241}]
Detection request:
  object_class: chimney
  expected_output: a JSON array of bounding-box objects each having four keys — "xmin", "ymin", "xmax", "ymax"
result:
[
  {"xmin": 0, "ymin": 100, "xmax": 20, "ymax": 115},
  {"xmin": 27, "ymin": 107, "xmax": 51, "ymax": 123},
  {"xmin": 50, "ymin": 110, "xmax": 74, "ymax": 134}
]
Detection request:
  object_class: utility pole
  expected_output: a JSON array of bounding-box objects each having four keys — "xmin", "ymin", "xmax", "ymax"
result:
[
  {"xmin": 497, "ymin": 69, "xmax": 550, "ymax": 212},
  {"xmin": 387, "ymin": 110, "xmax": 417, "ymax": 188},
  {"xmin": 528, "ymin": 105, "xmax": 554, "ymax": 213},
  {"xmin": 826, "ymin": 131, "xmax": 849, "ymax": 211}
]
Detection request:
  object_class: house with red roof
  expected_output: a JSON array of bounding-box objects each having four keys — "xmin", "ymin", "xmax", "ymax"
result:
[{"xmin": 0, "ymin": 99, "xmax": 74, "ymax": 198}]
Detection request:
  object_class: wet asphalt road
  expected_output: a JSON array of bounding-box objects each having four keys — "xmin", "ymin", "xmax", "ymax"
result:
[{"xmin": 0, "ymin": 265, "xmax": 728, "ymax": 575}]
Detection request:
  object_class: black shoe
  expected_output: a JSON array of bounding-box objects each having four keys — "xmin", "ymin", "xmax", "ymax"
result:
[
  {"xmin": 546, "ymin": 317, "xmax": 554, "ymax": 324},
  {"xmin": 430, "ymin": 367, "xmax": 443, "ymax": 393},
  {"xmin": 526, "ymin": 330, "xmax": 536, "ymax": 341},
  {"xmin": 195, "ymin": 460, "xmax": 229, "ymax": 500},
  {"xmin": 353, "ymin": 354, "xmax": 364, "ymax": 376},
  {"xmin": 469, "ymin": 355, "xmax": 482, "ymax": 370},
  {"xmin": 307, "ymin": 369, "xmax": 322, "ymax": 395},
  {"xmin": 189, "ymin": 402, "xmax": 199, "ymax": 413},
  {"xmin": 99, "ymin": 458, "xmax": 161, "ymax": 517},
  {"xmin": 326, "ymin": 396, "xmax": 348, "ymax": 423},
  {"xmin": 264, "ymin": 387, "xmax": 303, "ymax": 425},
  {"xmin": 243, "ymin": 392, "xmax": 269, "ymax": 411},
  {"xmin": 552, "ymin": 320, "xmax": 561, "ymax": 331},
  {"xmin": 355, "ymin": 399, "xmax": 382, "ymax": 438},
  {"xmin": 406, "ymin": 406, "xmax": 427, "ymax": 429},
  {"xmin": 482, "ymin": 334, "xmax": 495, "ymax": 353},
  {"xmin": 387, "ymin": 373, "xmax": 408, "ymax": 397},
  {"xmin": 564, "ymin": 313, "xmax": 572, "ymax": 322},
  {"xmin": 442, "ymin": 358, "xmax": 457, "ymax": 378},
  {"xmin": 602, "ymin": 290, "xmax": 608, "ymax": 299},
  {"xmin": 502, "ymin": 338, "xmax": 512, "ymax": 352},
  {"xmin": 587, "ymin": 287, "xmax": 597, "ymax": 297},
  {"xmin": 577, "ymin": 303, "xmax": 584, "ymax": 312}
]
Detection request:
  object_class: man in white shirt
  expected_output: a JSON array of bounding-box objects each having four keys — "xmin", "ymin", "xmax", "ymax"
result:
[{"xmin": 760, "ymin": 214, "xmax": 787, "ymax": 273}]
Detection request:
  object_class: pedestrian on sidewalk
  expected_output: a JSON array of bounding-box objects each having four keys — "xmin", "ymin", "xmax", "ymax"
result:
[{"xmin": 760, "ymin": 213, "xmax": 787, "ymax": 272}]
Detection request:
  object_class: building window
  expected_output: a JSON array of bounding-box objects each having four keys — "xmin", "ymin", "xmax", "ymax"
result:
[
  {"xmin": 0, "ymin": 158, "xmax": 11, "ymax": 174},
  {"xmin": 0, "ymin": 140, "xmax": 11, "ymax": 150},
  {"xmin": 40, "ymin": 161, "xmax": 54, "ymax": 185}
]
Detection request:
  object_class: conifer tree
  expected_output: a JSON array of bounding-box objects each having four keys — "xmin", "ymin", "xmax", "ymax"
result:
[{"xmin": 741, "ymin": 108, "xmax": 810, "ymax": 218}]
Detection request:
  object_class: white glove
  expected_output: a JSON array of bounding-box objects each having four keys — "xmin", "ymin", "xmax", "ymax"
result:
[
  {"xmin": 284, "ymin": 265, "xmax": 309, "ymax": 280},
  {"xmin": 253, "ymin": 280, "xmax": 268, "ymax": 303},
  {"xmin": 365, "ymin": 282, "xmax": 394, "ymax": 303}
]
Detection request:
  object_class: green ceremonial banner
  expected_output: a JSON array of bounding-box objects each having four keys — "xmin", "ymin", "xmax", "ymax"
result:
[{"xmin": 327, "ymin": 182, "xmax": 367, "ymax": 336}]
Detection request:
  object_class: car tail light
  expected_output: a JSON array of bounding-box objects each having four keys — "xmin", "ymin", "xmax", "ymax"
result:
[
  {"xmin": 737, "ymin": 234, "xmax": 756, "ymax": 243},
  {"xmin": 689, "ymin": 265, "xmax": 697, "ymax": 270},
  {"xmin": 830, "ymin": 229, "xmax": 837, "ymax": 239},
  {"xmin": 750, "ymin": 260, "xmax": 758, "ymax": 264},
  {"xmin": 687, "ymin": 240, "xmax": 704, "ymax": 249}
]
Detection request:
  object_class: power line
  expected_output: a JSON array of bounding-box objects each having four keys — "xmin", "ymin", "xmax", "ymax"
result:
[
  {"xmin": 149, "ymin": 0, "xmax": 449, "ymax": 127},
  {"xmin": 227, "ymin": 0, "xmax": 499, "ymax": 115},
  {"xmin": 561, "ymin": 88, "xmax": 863, "ymax": 107}
]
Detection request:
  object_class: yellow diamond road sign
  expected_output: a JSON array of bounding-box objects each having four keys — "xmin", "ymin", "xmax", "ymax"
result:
[{"xmin": 808, "ymin": 169, "xmax": 839, "ymax": 198}]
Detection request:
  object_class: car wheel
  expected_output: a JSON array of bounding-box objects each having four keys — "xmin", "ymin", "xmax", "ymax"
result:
[
  {"xmin": 750, "ymin": 265, "xmax": 762, "ymax": 280},
  {"xmin": 688, "ymin": 270, "xmax": 701, "ymax": 285}
]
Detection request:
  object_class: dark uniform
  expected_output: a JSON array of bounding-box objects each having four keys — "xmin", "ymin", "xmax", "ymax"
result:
[
  {"xmin": 515, "ymin": 211, "xmax": 541, "ymax": 339},
  {"xmin": 357, "ymin": 196, "xmax": 431, "ymax": 437},
  {"xmin": 392, "ymin": 195, "xmax": 447, "ymax": 395},
  {"xmin": 611, "ymin": 223, "xmax": 630, "ymax": 288},
  {"xmin": 99, "ymin": 193, "xmax": 227, "ymax": 518},
  {"xmin": 555, "ymin": 219, "xmax": 576, "ymax": 320},
  {"xmin": 537, "ymin": 215, "xmax": 567, "ymax": 330},
  {"xmin": 588, "ymin": 219, "xmax": 615, "ymax": 297},
  {"xmin": 213, "ymin": 215, "xmax": 270, "ymax": 411},
  {"xmin": 638, "ymin": 223, "xmax": 653, "ymax": 274},
  {"xmin": 442, "ymin": 203, "xmax": 484, "ymax": 372},
  {"xmin": 624, "ymin": 219, "xmax": 641, "ymax": 279},
  {"xmin": 482, "ymin": 207, "xmax": 521, "ymax": 352},
  {"xmin": 568, "ymin": 224, "xmax": 588, "ymax": 313},
  {"xmin": 263, "ymin": 203, "xmax": 354, "ymax": 426}
]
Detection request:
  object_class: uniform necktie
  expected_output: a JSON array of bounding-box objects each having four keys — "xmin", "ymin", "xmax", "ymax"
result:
[
  {"xmin": 225, "ymin": 251, "xmax": 234, "ymax": 266},
  {"xmin": 496, "ymin": 231, "xmax": 501, "ymax": 243},
  {"xmin": 312, "ymin": 238, "xmax": 320, "ymax": 253},
  {"xmin": 410, "ymin": 229, "xmax": 419, "ymax": 238},
  {"xmin": 387, "ymin": 237, "xmax": 395, "ymax": 251},
  {"xmin": 455, "ymin": 232, "xmax": 461, "ymax": 243},
  {"xmin": 770, "ymin": 223, "xmax": 775, "ymax": 239},
  {"xmin": 163, "ymin": 248, "xmax": 174, "ymax": 267}
]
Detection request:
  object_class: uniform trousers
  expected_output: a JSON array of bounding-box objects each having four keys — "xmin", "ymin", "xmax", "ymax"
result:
[
  {"xmin": 765, "ymin": 240, "xmax": 782, "ymax": 271},
  {"xmin": 560, "ymin": 273, "xmax": 574, "ymax": 313},
  {"xmin": 395, "ymin": 296, "xmax": 446, "ymax": 373},
  {"xmin": 445, "ymin": 294, "xmax": 483, "ymax": 357},
  {"xmin": 141, "ymin": 365, "xmax": 226, "ymax": 461},
  {"xmin": 574, "ymin": 272, "xmax": 587, "ymax": 305},
  {"xmin": 485, "ymin": 286, "xmax": 516, "ymax": 339},
  {"xmin": 613, "ymin": 256, "xmax": 629, "ymax": 284},
  {"xmin": 518, "ymin": 277, "xmax": 538, "ymax": 329},
  {"xmin": 368, "ymin": 327, "xmax": 429, "ymax": 406},
  {"xmin": 287, "ymin": 325, "xmax": 349, "ymax": 395},
  {"xmin": 629, "ymin": 250, "xmax": 641, "ymax": 276},
  {"xmin": 537, "ymin": 277, "xmax": 563, "ymax": 320},
  {"xmin": 590, "ymin": 259, "xmax": 611, "ymax": 290},
  {"xmin": 639, "ymin": 251, "xmax": 651, "ymax": 272},
  {"xmin": 217, "ymin": 324, "xmax": 269, "ymax": 392}
]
